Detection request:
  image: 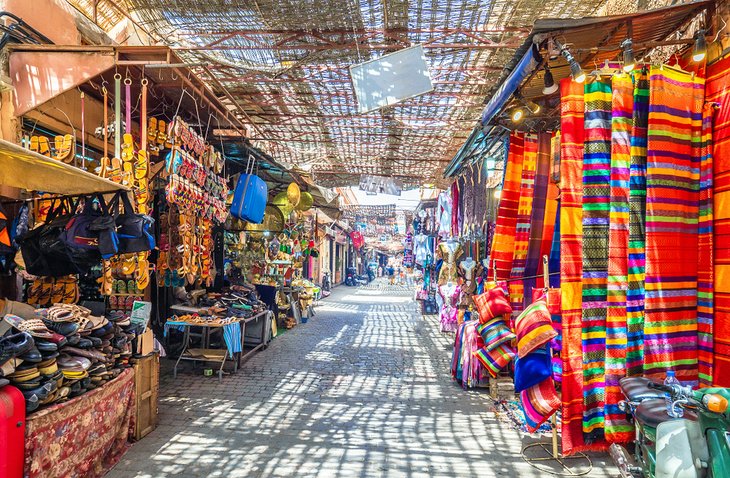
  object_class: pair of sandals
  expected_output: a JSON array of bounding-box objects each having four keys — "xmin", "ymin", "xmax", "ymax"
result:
[
  {"xmin": 29, "ymin": 135, "xmax": 75, "ymax": 163},
  {"xmin": 147, "ymin": 117, "xmax": 170, "ymax": 148},
  {"xmin": 27, "ymin": 276, "xmax": 79, "ymax": 307}
]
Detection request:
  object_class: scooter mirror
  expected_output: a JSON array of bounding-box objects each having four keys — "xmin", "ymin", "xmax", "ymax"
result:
[{"xmin": 704, "ymin": 393, "xmax": 729, "ymax": 413}]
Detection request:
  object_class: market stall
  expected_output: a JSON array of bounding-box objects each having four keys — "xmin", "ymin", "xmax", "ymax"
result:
[{"xmin": 440, "ymin": 0, "xmax": 717, "ymax": 467}]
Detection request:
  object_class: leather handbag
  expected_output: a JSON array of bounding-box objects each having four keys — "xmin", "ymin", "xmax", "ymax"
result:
[
  {"xmin": 231, "ymin": 155, "xmax": 267, "ymax": 224},
  {"xmin": 109, "ymin": 191, "xmax": 155, "ymax": 254}
]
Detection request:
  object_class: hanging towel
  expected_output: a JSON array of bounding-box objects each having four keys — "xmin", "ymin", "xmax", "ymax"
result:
[{"xmin": 223, "ymin": 321, "xmax": 243, "ymax": 357}]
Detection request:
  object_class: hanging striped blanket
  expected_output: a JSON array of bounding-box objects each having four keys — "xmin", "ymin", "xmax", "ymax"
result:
[
  {"xmin": 490, "ymin": 133, "xmax": 525, "ymax": 282},
  {"xmin": 626, "ymin": 71, "xmax": 649, "ymax": 378},
  {"xmin": 706, "ymin": 55, "xmax": 730, "ymax": 385},
  {"xmin": 643, "ymin": 66, "xmax": 703, "ymax": 385},
  {"xmin": 604, "ymin": 74, "xmax": 633, "ymax": 442},
  {"xmin": 509, "ymin": 134, "xmax": 538, "ymax": 313},
  {"xmin": 559, "ymin": 78, "xmax": 588, "ymax": 455},
  {"xmin": 582, "ymin": 78, "xmax": 612, "ymax": 443}
]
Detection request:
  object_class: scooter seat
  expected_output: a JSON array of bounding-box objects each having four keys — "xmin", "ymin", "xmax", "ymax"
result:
[
  {"xmin": 635, "ymin": 399, "xmax": 697, "ymax": 429},
  {"xmin": 619, "ymin": 377, "xmax": 666, "ymax": 402}
]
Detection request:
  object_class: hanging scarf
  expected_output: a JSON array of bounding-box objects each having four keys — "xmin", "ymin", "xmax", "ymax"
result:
[
  {"xmin": 523, "ymin": 132, "xmax": 552, "ymax": 303},
  {"xmin": 604, "ymin": 73, "xmax": 633, "ymax": 442},
  {"xmin": 697, "ymin": 102, "xmax": 716, "ymax": 387},
  {"xmin": 581, "ymin": 78, "xmax": 612, "ymax": 443},
  {"xmin": 559, "ymin": 78, "xmax": 588, "ymax": 455},
  {"xmin": 643, "ymin": 66, "xmax": 704, "ymax": 385}
]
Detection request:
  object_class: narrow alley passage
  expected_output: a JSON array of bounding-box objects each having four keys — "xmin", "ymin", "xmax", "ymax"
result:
[{"xmin": 108, "ymin": 283, "xmax": 612, "ymax": 477}]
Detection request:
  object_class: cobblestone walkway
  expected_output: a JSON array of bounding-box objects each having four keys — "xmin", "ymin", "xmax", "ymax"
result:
[{"xmin": 107, "ymin": 282, "xmax": 615, "ymax": 477}]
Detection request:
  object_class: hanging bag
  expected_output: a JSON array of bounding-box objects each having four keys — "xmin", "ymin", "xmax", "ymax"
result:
[
  {"xmin": 18, "ymin": 197, "xmax": 97, "ymax": 277},
  {"xmin": 61, "ymin": 194, "xmax": 117, "ymax": 259},
  {"xmin": 109, "ymin": 191, "xmax": 155, "ymax": 254},
  {"xmin": 231, "ymin": 154, "xmax": 267, "ymax": 224}
]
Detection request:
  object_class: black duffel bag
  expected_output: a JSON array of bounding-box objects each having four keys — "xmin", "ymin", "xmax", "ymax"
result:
[
  {"xmin": 18, "ymin": 198, "xmax": 101, "ymax": 277},
  {"xmin": 109, "ymin": 191, "xmax": 155, "ymax": 254}
]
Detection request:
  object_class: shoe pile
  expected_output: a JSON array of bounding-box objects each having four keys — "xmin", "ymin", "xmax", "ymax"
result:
[
  {"xmin": 0, "ymin": 304, "xmax": 137, "ymax": 414},
  {"xmin": 199, "ymin": 287, "xmax": 267, "ymax": 318}
]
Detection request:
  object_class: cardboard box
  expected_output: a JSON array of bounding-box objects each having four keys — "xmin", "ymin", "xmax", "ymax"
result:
[{"xmin": 136, "ymin": 328, "xmax": 155, "ymax": 356}]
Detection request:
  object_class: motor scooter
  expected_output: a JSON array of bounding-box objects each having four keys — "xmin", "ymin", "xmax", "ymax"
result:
[{"xmin": 610, "ymin": 376, "xmax": 730, "ymax": 478}]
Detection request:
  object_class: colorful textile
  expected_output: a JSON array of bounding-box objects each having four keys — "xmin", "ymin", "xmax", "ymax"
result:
[
  {"xmin": 24, "ymin": 369, "xmax": 135, "ymax": 478},
  {"xmin": 223, "ymin": 321, "xmax": 242, "ymax": 356},
  {"xmin": 514, "ymin": 345, "xmax": 552, "ymax": 392},
  {"xmin": 491, "ymin": 133, "xmax": 524, "ymax": 281},
  {"xmin": 473, "ymin": 282, "xmax": 512, "ymax": 323},
  {"xmin": 475, "ymin": 342, "xmax": 515, "ymax": 378},
  {"xmin": 626, "ymin": 70, "xmax": 649, "ymax": 378},
  {"xmin": 559, "ymin": 78, "xmax": 587, "ymax": 455},
  {"xmin": 514, "ymin": 299, "xmax": 557, "ymax": 357},
  {"xmin": 509, "ymin": 134, "xmax": 538, "ymax": 312},
  {"xmin": 538, "ymin": 133, "xmax": 561, "ymax": 289},
  {"xmin": 524, "ymin": 132, "xmax": 552, "ymax": 302},
  {"xmin": 708, "ymin": 54, "xmax": 730, "ymax": 386},
  {"xmin": 521, "ymin": 378, "xmax": 561, "ymax": 432},
  {"xmin": 643, "ymin": 66, "xmax": 703, "ymax": 385},
  {"xmin": 582, "ymin": 78, "xmax": 612, "ymax": 442},
  {"xmin": 451, "ymin": 322, "xmax": 466, "ymax": 381},
  {"xmin": 697, "ymin": 103, "xmax": 715, "ymax": 387},
  {"xmin": 604, "ymin": 73, "xmax": 633, "ymax": 442},
  {"xmin": 476, "ymin": 320, "xmax": 516, "ymax": 350}
]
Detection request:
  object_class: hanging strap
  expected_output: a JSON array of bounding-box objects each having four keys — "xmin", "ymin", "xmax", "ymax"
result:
[
  {"xmin": 140, "ymin": 78, "xmax": 148, "ymax": 154},
  {"xmin": 102, "ymin": 86, "xmax": 108, "ymax": 160},
  {"xmin": 542, "ymin": 255, "xmax": 549, "ymax": 291},
  {"xmin": 124, "ymin": 77, "xmax": 132, "ymax": 134},
  {"xmin": 80, "ymin": 92, "xmax": 85, "ymax": 168},
  {"xmin": 114, "ymin": 73, "xmax": 121, "ymax": 159}
]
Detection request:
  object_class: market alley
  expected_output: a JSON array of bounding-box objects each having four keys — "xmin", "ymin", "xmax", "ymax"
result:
[{"xmin": 106, "ymin": 283, "xmax": 613, "ymax": 478}]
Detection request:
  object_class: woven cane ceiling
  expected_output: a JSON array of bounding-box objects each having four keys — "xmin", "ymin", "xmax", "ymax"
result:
[{"xmin": 69, "ymin": 0, "xmax": 607, "ymax": 186}]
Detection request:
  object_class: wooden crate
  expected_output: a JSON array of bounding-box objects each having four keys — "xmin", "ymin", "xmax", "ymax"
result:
[{"xmin": 133, "ymin": 353, "xmax": 159, "ymax": 441}]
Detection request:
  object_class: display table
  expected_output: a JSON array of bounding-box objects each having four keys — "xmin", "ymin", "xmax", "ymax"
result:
[
  {"xmin": 170, "ymin": 310, "xmax": 271, "ymax": 382},
  {"xmin": 24, "ymin": 368, "xmax": 135, "ymax": 478}
]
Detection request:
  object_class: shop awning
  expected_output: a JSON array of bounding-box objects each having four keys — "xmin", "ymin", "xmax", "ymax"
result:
[
  {"xmin": 0, "ymin": 139, "xmax": 128, "ymax": 195},
  {"xmin": 480, "ymin": 44, "xmax": 541, "ymax": 126}
]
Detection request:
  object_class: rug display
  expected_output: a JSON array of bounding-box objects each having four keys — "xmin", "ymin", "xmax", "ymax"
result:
[
  {"xmin": 559, "ymin": 78, "xmax": 587, "ymax": 455},
  {"xmin": 24, "ymin": 369, "xmax": 135, "ymax": 478},
  {"xmin": 643, "ymin": 66, "xmax": 704, "ymax": 385},
  {"xmin": 707, "ymin": 53, "xmax": 730, "ymax": 386},
  {"xmin": 581, "ymin": 78, "xmax": 612, "ymax": 443}
]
